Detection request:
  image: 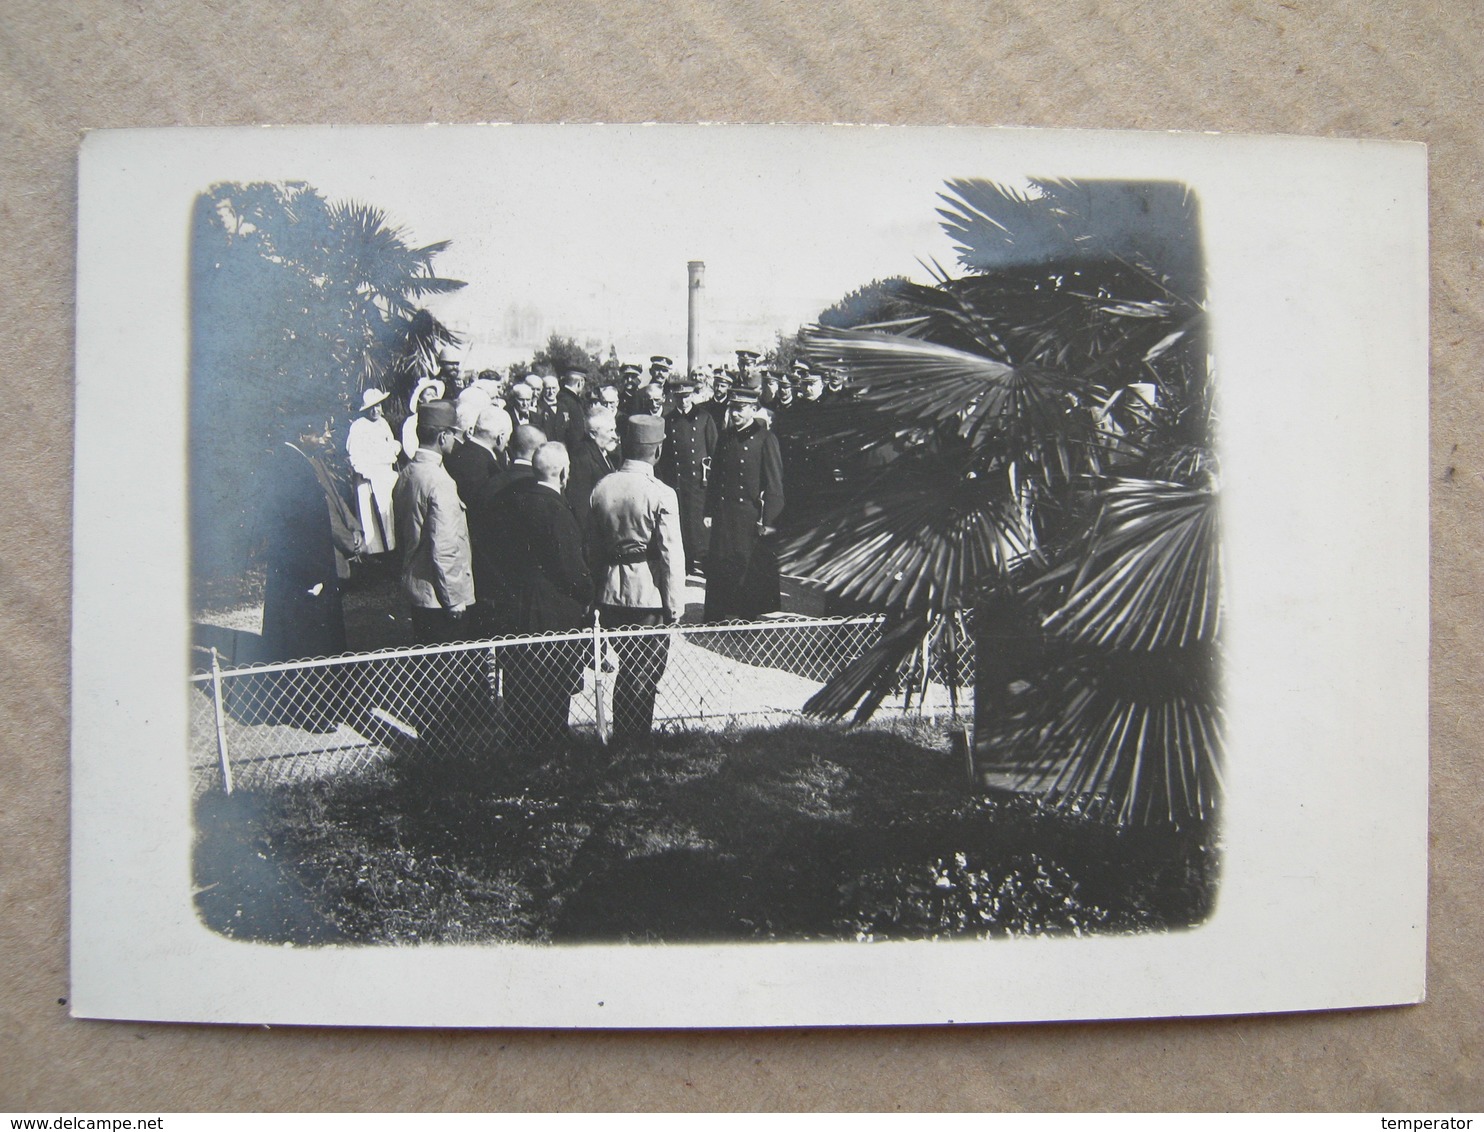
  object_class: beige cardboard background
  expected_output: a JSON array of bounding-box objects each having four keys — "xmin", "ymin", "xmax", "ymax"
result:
[{"xmin": 1, "ymin": 0, "xmax": 1478, "ymax": 1111}]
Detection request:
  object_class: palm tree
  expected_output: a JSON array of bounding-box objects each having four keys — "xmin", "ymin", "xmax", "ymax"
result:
[
  {"xmin": 189, "ymin": 182, "xmax": 464, "ymax": 596},
  {"xmin": 782, "ymin": 178, "xmax": 1220, "ymax": 828},
  {"xmin": 320, "ymin": 199, "xmax": 465, "ymax": 402}
]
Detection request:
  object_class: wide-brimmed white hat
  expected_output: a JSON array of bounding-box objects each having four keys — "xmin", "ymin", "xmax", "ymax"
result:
[
  {"xmin": 408, "ymin": 377, "xmax": 446, "ymax": 413},
  {"xmin": 359, "ymin": 387, "xmax": 391, "ymax": 411}
]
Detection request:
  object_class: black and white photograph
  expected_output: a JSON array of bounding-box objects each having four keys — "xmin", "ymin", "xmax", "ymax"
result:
[{"xmin": 71, "ymin": 124, "xmax": 1428, "ymax": 1028}]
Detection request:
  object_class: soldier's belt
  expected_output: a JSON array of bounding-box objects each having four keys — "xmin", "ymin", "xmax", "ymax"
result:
[{"xmin": 606, "ymin": 545, "xmax": 653, "ymax": 566}]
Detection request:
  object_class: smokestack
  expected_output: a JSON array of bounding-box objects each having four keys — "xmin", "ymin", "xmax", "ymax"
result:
[{"xmin": 687, "ymin": 260, "xmax": 705, "ymax": 376}]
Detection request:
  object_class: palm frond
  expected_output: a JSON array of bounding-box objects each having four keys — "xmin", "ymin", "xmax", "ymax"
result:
[
  {"xmin": 937, "ymin": 179, "xmax": 1081, "ymax": 272},
  {"xmin": 781, "ymin": 457, "xmax": 1035, "ymax": 610},
  {"xmin": 801, "ymin": 325, "xmax": 1093, "ymax": 473},
  {"xmin": 1037, "ymin": 479, "xmax": 1220, "ymax": 652},
  {"xmin": 995, "ymin": 646, "xmax": 1224, "ymax": 827},
  {"xmin": 804, "ymin": 611, "xmax": 932, "ymax": 723}
]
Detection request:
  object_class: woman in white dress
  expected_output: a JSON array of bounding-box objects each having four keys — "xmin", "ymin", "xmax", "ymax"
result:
[
  {"xmin": 399, "ymin": 376, "xmax": 446, "ymax": 461},
  {"xmin": 345, "ymin": 387, "xmax": 401, "ymax": 554}
]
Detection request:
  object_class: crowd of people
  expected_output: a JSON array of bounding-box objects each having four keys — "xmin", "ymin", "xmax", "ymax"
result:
[{"xmin": 262, "ymin": 349, "xmax": 854, "ymax": 747}]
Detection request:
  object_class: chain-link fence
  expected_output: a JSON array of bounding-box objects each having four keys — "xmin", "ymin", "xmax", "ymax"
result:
[{"xmin": 189, "ymin": 613, "xmax": 975, "ymax": 796}]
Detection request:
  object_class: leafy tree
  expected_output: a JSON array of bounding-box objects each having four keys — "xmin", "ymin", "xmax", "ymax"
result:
[
  {"xmin": 782, "ymin": 179, "xmax": 1219, "ymax": 828},
  {"xmin": 817, "ymin": 275, "xmax": 916, "ymax": 330},
  {"xmin": 530, "ymin": 332, "xmax": 604, "ymax": 379},
  {"xmin": 763, "ymin": 328, "xmax": 806, "ymax": 373},
  {"xmin": 189, "ymin": 181, "xmax": 464, "ymax": 599},
  {"xmin": 600, "ymin": 345, "xmax": 623, "ymax": 386},
  {"xmin": 764, "ymin": 278, "xmax": 917, "ymax": 374}
]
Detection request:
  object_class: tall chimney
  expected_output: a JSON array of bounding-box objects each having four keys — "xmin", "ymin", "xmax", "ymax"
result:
[{"xmin": 686, "ymin": 260, "xmax": 705, "ymax": 375}]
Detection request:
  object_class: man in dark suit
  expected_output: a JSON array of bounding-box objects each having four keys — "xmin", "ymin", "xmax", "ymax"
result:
[
  {"xmin": 565, "ymin": 405, "xmax": 619, "ymax": 539},
  {"xmin": 502, "ymin": 442, "xmax": 592, "ymax": 747},
  {"xmin": 467, "ymin": 423, "xmax": 545, "ymax": 637},
  {"xmin": 553, "ymin": 368, "xmax": 587, "ymax": 448},
  {"xmin": 508, "ymin": 381, "xmax": 540, "ymax": 430},
  {"xmin": 704, "ymin": 386, "xmax": 785, "ymax": 621},
  {"xmin": 444, "ymin": 403, "xmax": 511, "ymax": 507}
]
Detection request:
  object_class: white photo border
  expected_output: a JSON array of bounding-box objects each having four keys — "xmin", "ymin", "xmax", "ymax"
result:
[{"xmin": 71, "ymin": 124, "xmax": 1429, "ymax": 1027}]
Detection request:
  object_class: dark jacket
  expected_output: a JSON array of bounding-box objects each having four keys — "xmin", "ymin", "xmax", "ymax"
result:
[
  {"xmin": 657, "ymin": 403, "xmax": 717, "ymax": 488},
  {"xmin": 554, "ymin": 388, "xmax": 587, "ymax": 448},
  {"xmin": 704, "ymin": 423, "xmax": 786, "ymax": 621},
  {"xmin": 467, "ymin": 462, "xmax": 535, "ymax": 627},
  {"xmin": 506, "ymin": 478, "xmax": 592, "ymax": 632},
  {"xmin": 658, "ymin": 403, "xmax": 718, "ymax": 566},
  {"xmin": 566, "ymin": 435, "xmax": 617, "ymax": 538},
  {"xmin": 443, "ymin": 438, "xmax": 500, "ymax": 508},
  {"xmin": 261, "ymin": 442, "xmax": 347, "ymax": 661}
]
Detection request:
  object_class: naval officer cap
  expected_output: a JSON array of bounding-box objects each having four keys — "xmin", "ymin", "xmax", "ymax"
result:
[
  {"xmin": 417, "ymin": 399, "xmax": 458, "ymax": 431},
  {"xmin": 619, "ymin": 361, "xmax": 644, "ymax": 375},
  {"xmin": 623, "ymin": 413, "xmax": 667, "ymax": 445},
  {"xmin": 649, "ymin": 355, "xmax": 673, "ymax": 368},
  {"xmin": 735, "ymin": 348, "xmax": 761, "ymax": 361},
  {"xmin": 729, "ymin": 386, "xmax": 760, "ymax": 405}
]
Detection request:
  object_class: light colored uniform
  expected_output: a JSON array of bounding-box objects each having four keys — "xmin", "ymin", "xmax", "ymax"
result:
[
  {"xmin": 588, "ymin": 460, "xmax": 685, "ymax": 617},
  {"xmin": 392, "ymin": 450, "xmax": 474, "ymax": 612}
]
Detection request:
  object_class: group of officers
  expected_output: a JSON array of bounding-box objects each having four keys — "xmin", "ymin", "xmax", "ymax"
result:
[{"xmin": 356, "ymin": 349, "xmax": 849, "ymax": 748}]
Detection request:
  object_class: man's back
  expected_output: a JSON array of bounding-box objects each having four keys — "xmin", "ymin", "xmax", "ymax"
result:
[
  {"xmin": 393, "ymin": 451, "xmax": 474, "ymax": 612},
  {"xmin": 465, "ymin": 462, "xmax": 534, "ymax": 628},
  {"xmin": 506, "ymin": 478, "xmax": 591, "ymax": 631},
  {"xmin": 444, "ymin": 438, "xmax": 499, "ymax": 507},
  {"xmin": 588, "ymin": 460, "xmax": 684, "ymax": 616}
]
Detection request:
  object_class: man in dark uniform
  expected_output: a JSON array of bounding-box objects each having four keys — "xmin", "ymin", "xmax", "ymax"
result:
[
  {"xmin": 704, "ymin": 386, "xmax": 785, "ymax": 621},
  {"xmin": 759, "ymin": 367, "xmax": 780, "ymax": 410},
  {"xmin": 657, "ymin": 371, "xmax": 717, "ymax": 576},
  {"xmin": 734, "ymin": 348, "xmax": 760, "ymax": 392},
  {"xmin": 706, "ymin": 368, "xmax": 733, "ymax": 430},
  {"xmin": 616, "ymin": 362, "xmax": 647, "ymax": 423},
  {"xmin": 773, "ymin": 367, "xmax": 795, "ymax": 412},
  {"xmin": 502, "ymin": 442, "xmax": 592, "ymax": 747},
  {"xmin": 648, "ymin": 354, "xmax": 673, "ymax": 390},
  {"xmin": 820, "ymin": 366, "xmax": 848, "ymax": 404},
  {"xmin": 587, "ymin": 415, "xmax": 685, "ymax": 743},
  {"xmin": 779, "ymin": 364, "xmax": 831, "ymax": 528}
]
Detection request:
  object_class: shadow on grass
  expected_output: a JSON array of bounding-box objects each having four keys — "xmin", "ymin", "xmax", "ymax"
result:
[{"xmin": 193, "ymin": 719, "xmax": 1219, "ymax": 946}]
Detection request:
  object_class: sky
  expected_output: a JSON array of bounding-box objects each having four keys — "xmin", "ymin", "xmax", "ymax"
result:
[{"xmin": 262, "ymin": 125, "xmax": 984, "ymax": 369}]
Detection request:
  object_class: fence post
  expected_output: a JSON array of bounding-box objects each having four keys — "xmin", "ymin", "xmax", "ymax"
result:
[
  {"xmin": 592, "ymin": 609, "xmax": 610, "ymax": 745},
  {"xmin": 920, "ymin": 633, "xmax": 937, "ymax": 723},
  {"xmin": 209, "ymin": 647, "xmax": 234, "ymax": 795}
]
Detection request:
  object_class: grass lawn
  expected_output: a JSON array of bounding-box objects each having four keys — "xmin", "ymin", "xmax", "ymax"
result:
[{"xmin": 194, "ymin": 718, "xmax": 1219, "ymax": 946}]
